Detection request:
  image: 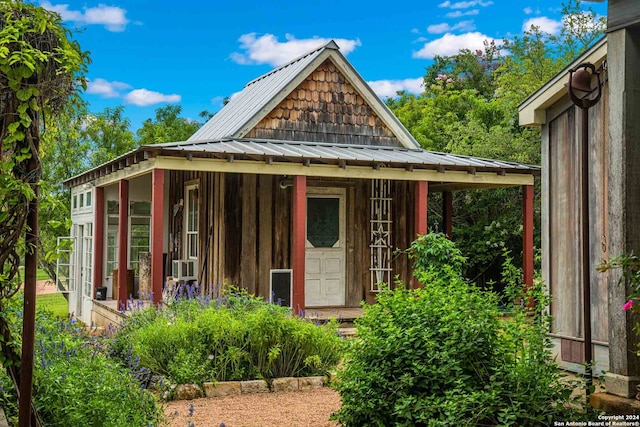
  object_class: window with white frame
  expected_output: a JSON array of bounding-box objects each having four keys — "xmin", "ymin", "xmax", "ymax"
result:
[
  {"xmin": 82, "ymin": 223, "xmax": 93, "ymax": 297},
  {"xmin": 85, "ymin": 191, "xmax": 92, "ymax": 207},
  {"xmin": 185, "ymin": 183, "xmax": 199, "ymax": 260}
]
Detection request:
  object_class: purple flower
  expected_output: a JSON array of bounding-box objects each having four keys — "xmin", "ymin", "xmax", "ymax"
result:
[{"xmin": 623, "ymin": 299, "xmax": 633, "ymax": 311}]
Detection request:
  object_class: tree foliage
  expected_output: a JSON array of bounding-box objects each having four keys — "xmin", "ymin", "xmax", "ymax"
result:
[
  {"xmin": 136, "ymin": 105, "xmax": 200, "ymax": 146},
  {"xmin": 0, "ymin": 0, "xmax": 89, "ymax": 299},
  {"xmin": 386, "ymin": 0, "xmax": 604, "ymax": 288}
]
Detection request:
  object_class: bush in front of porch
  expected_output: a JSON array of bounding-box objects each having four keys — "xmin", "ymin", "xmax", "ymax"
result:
[
  {"xmin": 332, "ymin": 233, "xmax": 590, "ymax": 426},
  {"xmin": 108, "ymin": 287, "xmax": 343, "ymax": 391},
  {"xmin": 0, "ymin": 296, "xmax": 164, "ymax": 427}
]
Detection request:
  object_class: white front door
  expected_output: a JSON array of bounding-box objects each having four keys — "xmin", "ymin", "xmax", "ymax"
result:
[{"xmin": 305, "ymin": 189, "xmax": 345, "ymax": 307}]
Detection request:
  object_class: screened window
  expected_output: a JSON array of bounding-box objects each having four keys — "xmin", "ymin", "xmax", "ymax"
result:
[
  {"xmin": 79, "ymin": 193, "xmax": 84, "ymax": 208},
  {"xmin": 72, "ymin": 195, "xmax": 77, "ymax": 210},
  {"xmin": 85, "ymin": 191, "xmax": 92, "ymax": 207},
  {"xmin": 185, "ymin": 184, "xmax": 199, "ymax": 259}
]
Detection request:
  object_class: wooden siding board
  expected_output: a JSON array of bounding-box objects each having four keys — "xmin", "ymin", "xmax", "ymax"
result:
[
  {"xmin": 346, "ymin": 185, "xmax": 358, "ymax": 306},
  {"xmin": 274, "ymin": 176, "xmax": 291, "ymax": 269},
  {"xmin": 548, "ymin": 96, "xmax": 609, "ymax": 344},
  {"xmin": 241, "ymin": 175, "xmax": 258, "ymax": 295},
  {"xmin": 225, "ymin": 174, "xmax": 242, "ymax": 286},
  {"xmin": 258, "ymin": 175, "xmax": 273, "ymax": 299},
  {"xmin": 608, "ymin": 0, "xmax": 640, "ymax": 32}
]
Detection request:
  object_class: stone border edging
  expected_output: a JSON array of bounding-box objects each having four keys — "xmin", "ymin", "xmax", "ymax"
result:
[{"xmin": 174, "ymin": 376, "xmax": 327, "ymax": 400}]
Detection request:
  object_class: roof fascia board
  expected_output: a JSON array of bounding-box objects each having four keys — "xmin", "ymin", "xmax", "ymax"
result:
[
  {"xmin": 518, "ymin": 37, "xmax": 607, "ymax": 126},
  {"xmin": 154, "ymin": 156, "xmax": 534, "ymax": 186},
  {"xmin": 234, "ymin": 49, "xmax": 334, "ymax": 138},
  {"xmin": 91, "ymin": 158, "xmax": 156, "ymax": 188},
  {"xmin": 328, "ymin": 51, "xmax": 421, "ymax": 149}
]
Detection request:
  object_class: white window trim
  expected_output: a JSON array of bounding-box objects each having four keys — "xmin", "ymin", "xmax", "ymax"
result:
[{"xmin": 184, "ymin": 182, "xmax": 199, "ymax": 260}]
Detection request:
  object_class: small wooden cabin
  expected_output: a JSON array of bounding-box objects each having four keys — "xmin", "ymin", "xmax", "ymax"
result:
[
  {"xmin": 519, "ymin": 39, "xmax": 610, "ymax": 374},
  {"xmin": 64, "ymin": 41, "xmax": 538, "ymax": 326}
]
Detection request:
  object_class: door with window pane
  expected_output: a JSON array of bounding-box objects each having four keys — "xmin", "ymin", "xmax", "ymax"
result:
[{"xmin": 305, "ymin": 189, "xmax": 345, "ymax": 306}]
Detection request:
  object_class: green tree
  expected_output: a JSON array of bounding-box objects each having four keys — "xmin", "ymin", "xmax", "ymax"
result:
[
  {"xmin": 83, "ymin": 105, "xmax": 135, "ymax": 167},
  {"xmin": 38, "ymin": 103, "xmax": 90, "ymax": 285},
  {"xmin": 387, "ymin": 0, "xmax": 603, "ymax": 288},
  {"xmin": 136, "ymin": 104, "xmax": 200, "ymax": 145},
  {"xmin": 0, "ymin": 0, "xmax": 89, "ymax": 422}
]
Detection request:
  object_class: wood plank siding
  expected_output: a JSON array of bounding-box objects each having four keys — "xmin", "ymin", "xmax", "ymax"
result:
[
  {"xmin": 246, "ymin": 59, "xmax": 402, "ymax": 147},
  {"xmin": 546, "ymin": 86, "xmax": 609, "ymax": 344},
  {"xmin": 168, "ymin": 171, "xmax": 420, "ymax": 305},
  {"xmin": 608, "ymin": 0, "xmax": 640, "ymax": 32}
]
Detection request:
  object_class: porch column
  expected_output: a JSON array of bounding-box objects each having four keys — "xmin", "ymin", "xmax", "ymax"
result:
[
  {"xmin": 117, "ymin": 179, "xmax": 129, "ymax": 308},
  {"xmin": 92, "ymin": 186, "xmax": 104, "ymax": 298},
  {"xmin": 443, "ymin": 190, "xmax": 453, "ymax": 239},
  {"xmin": 151, "ymin": 169, "xmax": 164, "ymax": 305},
  {"xmin": 522, "ymin": 185, "xmax": 534, "ymax": 306},
  {"xmin": 292, "ymin": 175, "xmax": 306, "ymax": 315},
  {"xmin": 414, "ymin": 181, "xmax": 428, "ymax": 288}
]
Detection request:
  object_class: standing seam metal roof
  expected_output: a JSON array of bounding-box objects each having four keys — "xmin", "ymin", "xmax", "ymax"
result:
[
  {"xmin": 158, "ymin": 139, "xmax": 539, "ymax": 172},
  {"xmin": 188, "ymin": 45, "xmax": 327, "ymax": 141}
]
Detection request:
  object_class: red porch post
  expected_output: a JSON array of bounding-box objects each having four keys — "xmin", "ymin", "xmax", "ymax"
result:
[
  {"xmin": 292, "ymin": 175, "xmax": 307, "ymax": 315},
  {"xmin": 117, "ymin": 180, "xmax": 129, "ymax": 309},
  {"xmin": 522, "ymin": 185, "xmax": 534, "ymax": 307},
  {"xmin": 93, "ymin": 186, "xmax": 104, "ymax": 298},
  {"xmin": 414, "ymin": 181, "xmax": 428, "ymax": 288},
  {"xmin": 443, "ymin": 190, "xmax": 453, "ymax": 239},
  {"xmin": 151, "ymin": 169, "xmax": 164, "ymax": 304}
]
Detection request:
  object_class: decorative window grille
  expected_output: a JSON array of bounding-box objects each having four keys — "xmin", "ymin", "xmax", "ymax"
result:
[{"xmin": 370, "ymin": 179, "xmax": 392, "ymax": 292}]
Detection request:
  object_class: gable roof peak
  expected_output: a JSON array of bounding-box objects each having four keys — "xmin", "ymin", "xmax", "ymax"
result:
[{"xmin": 246, "ymin": 41, "xmax": 339, "ymax": 88}]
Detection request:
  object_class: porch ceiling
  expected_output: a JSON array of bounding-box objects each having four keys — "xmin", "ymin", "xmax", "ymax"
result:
[{"xmin": 64, "ymin": 138, "xmax": 539, "ymax": 190}]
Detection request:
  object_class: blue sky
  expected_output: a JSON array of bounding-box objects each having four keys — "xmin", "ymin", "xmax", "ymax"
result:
[{"xmin": 39, "ymin": 0, "xmax": 607, "ymax": 131}]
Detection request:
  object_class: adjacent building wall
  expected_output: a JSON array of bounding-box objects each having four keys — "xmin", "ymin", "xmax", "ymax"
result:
[{"xmin": 542, "ymin": 83, "xmax": 610, "ymax": 371}]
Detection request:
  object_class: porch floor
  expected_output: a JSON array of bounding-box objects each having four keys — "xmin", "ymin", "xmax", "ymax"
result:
[
  {"xmin": 305, "ymin": 307, "xmax": 364, "ymax": 323},
  {"xmin": 92, "ymin": 299, "xmax": 364, "ymax": 324}
]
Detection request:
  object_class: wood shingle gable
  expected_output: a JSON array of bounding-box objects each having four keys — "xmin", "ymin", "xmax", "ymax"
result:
[
  {"xmin": 189, "ymin": 41, "xmax": 419, "ymax": 149},
  {"xmin": 246, "ymin": 59, "xmax": 401, "ymax": 146}
]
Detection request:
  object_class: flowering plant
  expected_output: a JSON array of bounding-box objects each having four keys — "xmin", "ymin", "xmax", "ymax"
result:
[{"xmin": 597, "ymin": 252, "xmax": 640, "ymax": 311}]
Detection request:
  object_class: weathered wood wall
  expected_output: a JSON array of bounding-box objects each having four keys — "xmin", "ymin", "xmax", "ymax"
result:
[
  {"xmin": 546, "ymin": 83, "xmax": 609, "ymax": 345},
  {"xmin": 169, "ymin": 172, "xmax": 423, "ymax": 306},
  {"xmin": 246, "ymin": 59, "xmax": 402, "ymax": 147},
  {"xmin": 608, "ymin": 0, "xmax": 640, "ymax": 32}
]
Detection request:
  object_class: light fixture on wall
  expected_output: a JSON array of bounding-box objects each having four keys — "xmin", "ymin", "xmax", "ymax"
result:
[
  {"xmin": 566, "ymin": 62, "xmax": 602, "ymax": 401},
  {"xmin": 279, "ymin": 177, "xmax": 293, "ymax": 189}
]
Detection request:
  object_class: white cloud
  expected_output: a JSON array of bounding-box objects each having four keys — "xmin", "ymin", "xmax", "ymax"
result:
[
  {"xmin": 439, "ymin": 0, "xmax": 492, "ymax": 9},
  {"xmin": 524, "ymin": 7, "xmax": 533, "ymax": 15},
  {"xmin": 446, "ymin": 10, "xmax": 480, "ymax": 18},
  {"xmin": 86, "ymin": 78, "xmax": 130, "ymax": 98},
  {"xmin": 428, "ymin": 20, "xmax": 475, "ymax": 34},
  {"xmin": 124, "ymin": 89, "xmax": 181, "ymax": 106},
  {"xmin": 413, "ymin": 32, "xmax": 496, "ymax": 59},
  {"xmin": 411, "ymin": 28, "xmax": 421, "ymax": 34},
  {"xmin": 230, "ymin": 33, "xmax": 362, "ymax": 67},
  {"xmin": 367, "ymin": 78, "xmax": 424, "ymax": 98},
  {"xmin": 522, "ymin": 16, "xmax": 561, "ymax": 34},
  {"xmin": 40, "ymin": 1, "xmax": 130, "ymax": 31}
]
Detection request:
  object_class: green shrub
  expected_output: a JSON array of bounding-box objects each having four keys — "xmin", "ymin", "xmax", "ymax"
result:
[
  {"xmin": 110, "ymin": 286, "xmax": 343, "ymax": 387},
  {"xmin": 332, "ymin": 233, "xmax": 588, "ymax": 427},
  {"xmin": 0, "ymin": 299, "xmax": 164, "ymax": 427}
]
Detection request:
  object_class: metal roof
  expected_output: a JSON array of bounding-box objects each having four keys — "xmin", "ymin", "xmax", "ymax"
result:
[
  {"xmin": 158, "ymin": 138, "xmax": 540, "ymax": 174},
  {"xmin": 188, "ymin": 43, "xmax": 330, "ymax": 141}
]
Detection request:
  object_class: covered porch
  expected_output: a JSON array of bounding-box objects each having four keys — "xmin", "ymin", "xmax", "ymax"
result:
[{"xmin": 66, "ymin": 138, "xmax": 539, "ymax": 318}]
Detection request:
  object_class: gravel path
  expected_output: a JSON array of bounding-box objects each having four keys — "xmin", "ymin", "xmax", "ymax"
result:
[{"xmin": 164, "ymin": 388, "xmax": 341, "ymax": 427}]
